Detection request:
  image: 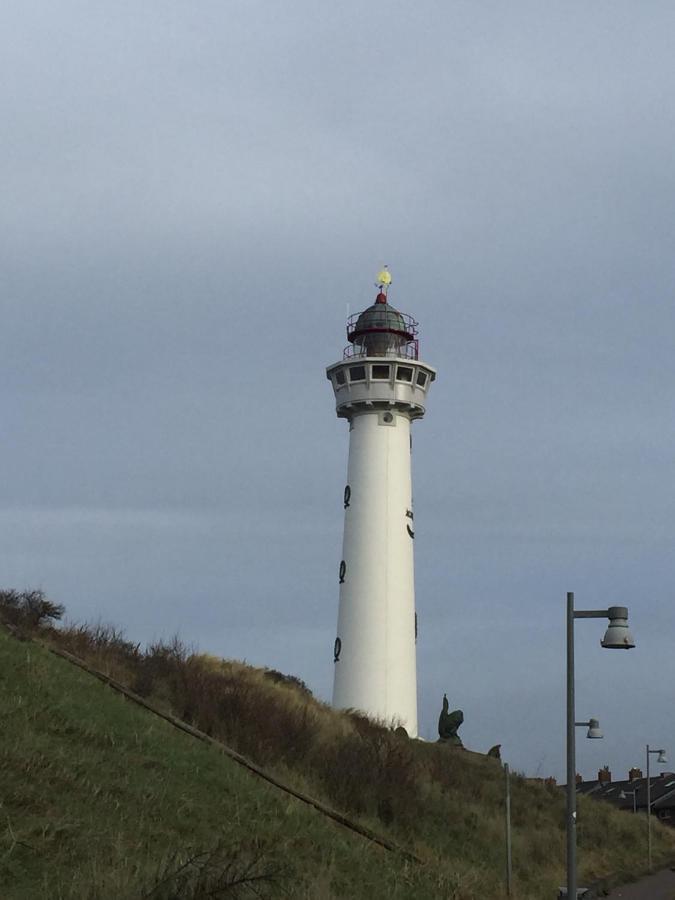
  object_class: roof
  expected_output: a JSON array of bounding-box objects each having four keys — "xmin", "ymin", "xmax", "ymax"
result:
[
  {"xmin": 573, "ymin": 774, "xmax": 675, "ymax": 812},
  {"xmin": 348, "ymin": 303, "xmax": 415, "ymax": 342}
]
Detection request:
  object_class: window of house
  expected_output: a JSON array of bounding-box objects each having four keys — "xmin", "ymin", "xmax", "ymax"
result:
[{"xmin": 396, "ymin": 366, "xmax": 413, "ymax": 383}]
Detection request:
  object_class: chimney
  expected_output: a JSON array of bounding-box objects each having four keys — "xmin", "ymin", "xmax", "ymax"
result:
[
  {"xmin": 598, "ymin": 765, "xmax": 612, "ymax": 784},
  {"xmin": 575, "ymin": 774, "xmax": 583, "ymax": 785},
  {"xmin": 628, "ymin": 767, "xmax": 643, "ymax": 782}
]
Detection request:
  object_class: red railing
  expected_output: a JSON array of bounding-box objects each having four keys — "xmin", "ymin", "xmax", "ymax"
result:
[
  {"xmin": 344, "ymin": 309, "xmax": 420, "ymax": 359},
  {"xmin": 345, "ymin": 310, "xmax": 419, "ymax": 341},
  {"xmin": 342, "ymin": 340, "xmax": 419, "ymax": 360}
]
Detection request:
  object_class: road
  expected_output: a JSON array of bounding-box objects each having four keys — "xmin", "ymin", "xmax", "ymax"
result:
[{"xmin": 605, "ymin": 867, "xmax": 675, "ymax": 899}]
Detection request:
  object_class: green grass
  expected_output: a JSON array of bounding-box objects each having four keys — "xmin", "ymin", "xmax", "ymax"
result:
[
  {"xmin": 1, "ymin": 624, "xmax": 674, "ymax": 899},
  {"xmin": 0, "ymin": 630, "xmax": 459, "ymax": 899}
]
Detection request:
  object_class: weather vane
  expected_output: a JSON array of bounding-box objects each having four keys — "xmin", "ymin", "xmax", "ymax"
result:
[{"xmin": 375, "ymin": 265, "xmax": 392, "ymax": 295}]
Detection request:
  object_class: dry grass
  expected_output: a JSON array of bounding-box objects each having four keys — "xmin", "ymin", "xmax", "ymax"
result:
[
  {"xmin": 0, "ymin": 627, "xmax": 470, "ymax": 900},
  {"xmin": 2, "ymin": 589, "xmax": 675, "ymax": 899}
]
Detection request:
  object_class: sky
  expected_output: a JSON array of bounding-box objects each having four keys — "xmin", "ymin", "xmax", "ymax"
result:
[{"xmin": 3, "ymin": 1, "xmax": 675, "ymax": 782}]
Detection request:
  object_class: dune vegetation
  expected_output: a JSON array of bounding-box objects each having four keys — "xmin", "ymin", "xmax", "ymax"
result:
[{"xmin": 1, "ymin": 590, "xmax": 674, "ymax": 899}]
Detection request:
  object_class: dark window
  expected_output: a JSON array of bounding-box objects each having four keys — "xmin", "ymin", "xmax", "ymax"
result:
[
  {"xmin": 335, "ymin": 370, "xmax": 345, "ymax": 385},
  {"xmin": 416, "ymin": 371, "xmax": 428, "ymax": 387},
  {"xmin": 396, "ymin": 366, "xmax": 413, "ymax": 382},
  {"xmin": 371, "ymin": 364, "xmax": 390, "ymax": 380},
  {"xmin": 349, "ymin": 366, "xmax": 366, "ymax": 382}
]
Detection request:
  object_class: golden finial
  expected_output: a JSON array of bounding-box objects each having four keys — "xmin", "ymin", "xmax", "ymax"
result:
[{"xmin": 376, "ymin": 265, "xmax": 392, "ymax": 289}]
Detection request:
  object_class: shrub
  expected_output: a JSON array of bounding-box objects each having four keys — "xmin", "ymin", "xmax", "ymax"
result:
[
  {"xmin": 0, "ymin": 589, "xmax": 64, "ymax": 629},
  {"xmin": 142, "ymin": 843, "xmax": 285, "ymax": 899},
  {"xmin": 262, "ymin": 668, "xmax": 312, "ymax": 698},
  {"xmin": 313, "ymin": 725, "xmax": 419, "ymax": 826},
  {"xmin": 57, "ymin": 622, "xmax": 141, "ymax": 679}
]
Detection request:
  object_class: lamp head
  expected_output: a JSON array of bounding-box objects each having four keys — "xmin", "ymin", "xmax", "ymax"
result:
[
  {"xmin": 601, "ymin": 606, "xmax": 635, "ymax": 649},
  {"xmin": 586, "ymin": 718, "xmax": 603, "ymax": 739},
  {"xmin": 657, "ymin": 750, "xmax": 668, "ymax": 765}
]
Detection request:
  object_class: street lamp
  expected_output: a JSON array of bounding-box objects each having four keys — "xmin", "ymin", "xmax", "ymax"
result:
[
  {"xmin": 646, "ymin": 744, "xmax": 668, "ymax": 870},
  {"xmin": 566, "ymin": 593, "xmax": 635, "ymax": 899},
  {"xmin": 619, "ymin": 788, "xmax": 638, "ymax": 814},
  {"xmin": 580, "ymin": 718, "xmax": 603, "ymax": 740}
]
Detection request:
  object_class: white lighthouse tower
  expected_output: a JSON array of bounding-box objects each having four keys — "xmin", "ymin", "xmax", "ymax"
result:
[{"xmin": 327, "ymin": 269, "xmax": 436, "ymax": 737}]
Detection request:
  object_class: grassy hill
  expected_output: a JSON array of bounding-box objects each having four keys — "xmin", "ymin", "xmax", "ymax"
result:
[
  {"xmin": 1, "ymin": 627, "xmax": 442, "ymax": 899},
  {"xmin": 1, "ymin": 597, "xmax": 674, "ymax": 898}
]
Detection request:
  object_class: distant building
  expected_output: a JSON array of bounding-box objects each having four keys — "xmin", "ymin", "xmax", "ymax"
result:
[{"xmin": 571, "ymin": 767, "xmax": 675, "ymax": 827}]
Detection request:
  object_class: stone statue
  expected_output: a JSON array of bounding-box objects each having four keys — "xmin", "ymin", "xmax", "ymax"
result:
[{"xmin": 438, "ymin": 693, "xmax": 464, "ymax": 746}]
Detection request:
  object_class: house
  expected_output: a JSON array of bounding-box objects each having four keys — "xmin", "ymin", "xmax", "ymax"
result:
[{"xmin": 571, "ymin": 766, "xmax": 675, "ymax": 827}]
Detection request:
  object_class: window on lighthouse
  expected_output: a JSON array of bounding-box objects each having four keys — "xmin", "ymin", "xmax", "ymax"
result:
[
  {"xmin": 416, "ymin": 371, "xmax": 428, "ymax": 388},
  {"xmin": 396, "ymin": 366, "xmax": 413, "ymax": 383},
  {"xmin": 371, "ymin": 364, "xmax": 390, "ymax": 380},
  {"xmin": 349, "ymin": 366, "xmax": 366, "ymax": 382},
  {"xmin": 334, "ymin": 369, "xmax": 346, "ymax": 386}
]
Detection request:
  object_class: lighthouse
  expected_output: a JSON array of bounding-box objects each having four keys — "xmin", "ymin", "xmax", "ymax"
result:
[{"xmin": 327, "ymin": 269, "xmax": 436, "ymax": 737}]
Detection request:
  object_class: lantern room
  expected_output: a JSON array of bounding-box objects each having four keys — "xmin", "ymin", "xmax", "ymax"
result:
[{"xmin": 344, "ymin": 291, "xmax": 419, "ymax": 360}]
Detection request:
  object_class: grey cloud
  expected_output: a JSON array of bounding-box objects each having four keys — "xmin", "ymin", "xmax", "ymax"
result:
[{"xmin": 3, "ymin": 1, "xmax": 675, "ymax": 780}]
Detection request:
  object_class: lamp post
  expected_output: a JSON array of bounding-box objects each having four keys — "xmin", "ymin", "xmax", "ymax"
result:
[
  {"xmin": 504, "ymin": 763, "xmax": 512, "ymax": 897},
  {"xmin": 619, "ymin": 788, "xmax": 638, "ymax": 814},
  {"xmin": 566, "ymin": 592, "xmax": 635, "ymax": 899},
  {"xmin": 646, "ymin": 744, "xmax": 668, "ymax": 871},
  {"xmin": 565, "ymin": 716, "xmax": 603, "ymax": 899}
]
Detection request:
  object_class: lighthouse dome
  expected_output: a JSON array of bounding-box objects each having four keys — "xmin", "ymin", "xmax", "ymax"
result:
[
  {"xmin": 353, "ymin": 303, "xmax": 408, "ymax": 334},
  {"xmin": 347, "ymin": 298, "xmax": 417, "ymax": 358}
]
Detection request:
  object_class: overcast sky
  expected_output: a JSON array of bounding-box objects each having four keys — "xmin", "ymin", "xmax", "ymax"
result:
[{"xmin": 3, "ymin": 1, "xmax": 675, "ymax": 782}]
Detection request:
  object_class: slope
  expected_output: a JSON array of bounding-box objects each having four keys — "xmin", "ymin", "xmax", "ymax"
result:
[
  {"xmin": 2, "ymin": 607, "xmax": 675, "ymax": 899},
  {"xmin": 0, "ymin": 628, "xmax": 452, "ymax": 899}
]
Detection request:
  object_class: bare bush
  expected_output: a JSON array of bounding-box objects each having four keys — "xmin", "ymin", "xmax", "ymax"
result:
[
  {"xmin": 0, "ymin": 589, "xmax": 64, "ymax": 629},
  {"xmin": 57, "ymin": 622, "xmax": 141, "ymax": 680},
  {"xmin": 2, "ymin": 592, "xmax": 486, "ymax": 836},
  {"xmin": 314, "ymin": 726, "xmax": 419, "ymax": 826},
  {"xmin": 262, "ymin": 668, "xmax": 312, "ymax": 698},
  {"xmin": 142, "ymin": 843, "xmax": 285, "ymax": 899},
  {"xmin": 174, "ymin": 660, "xmax": 319, "ymax": 768}
]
